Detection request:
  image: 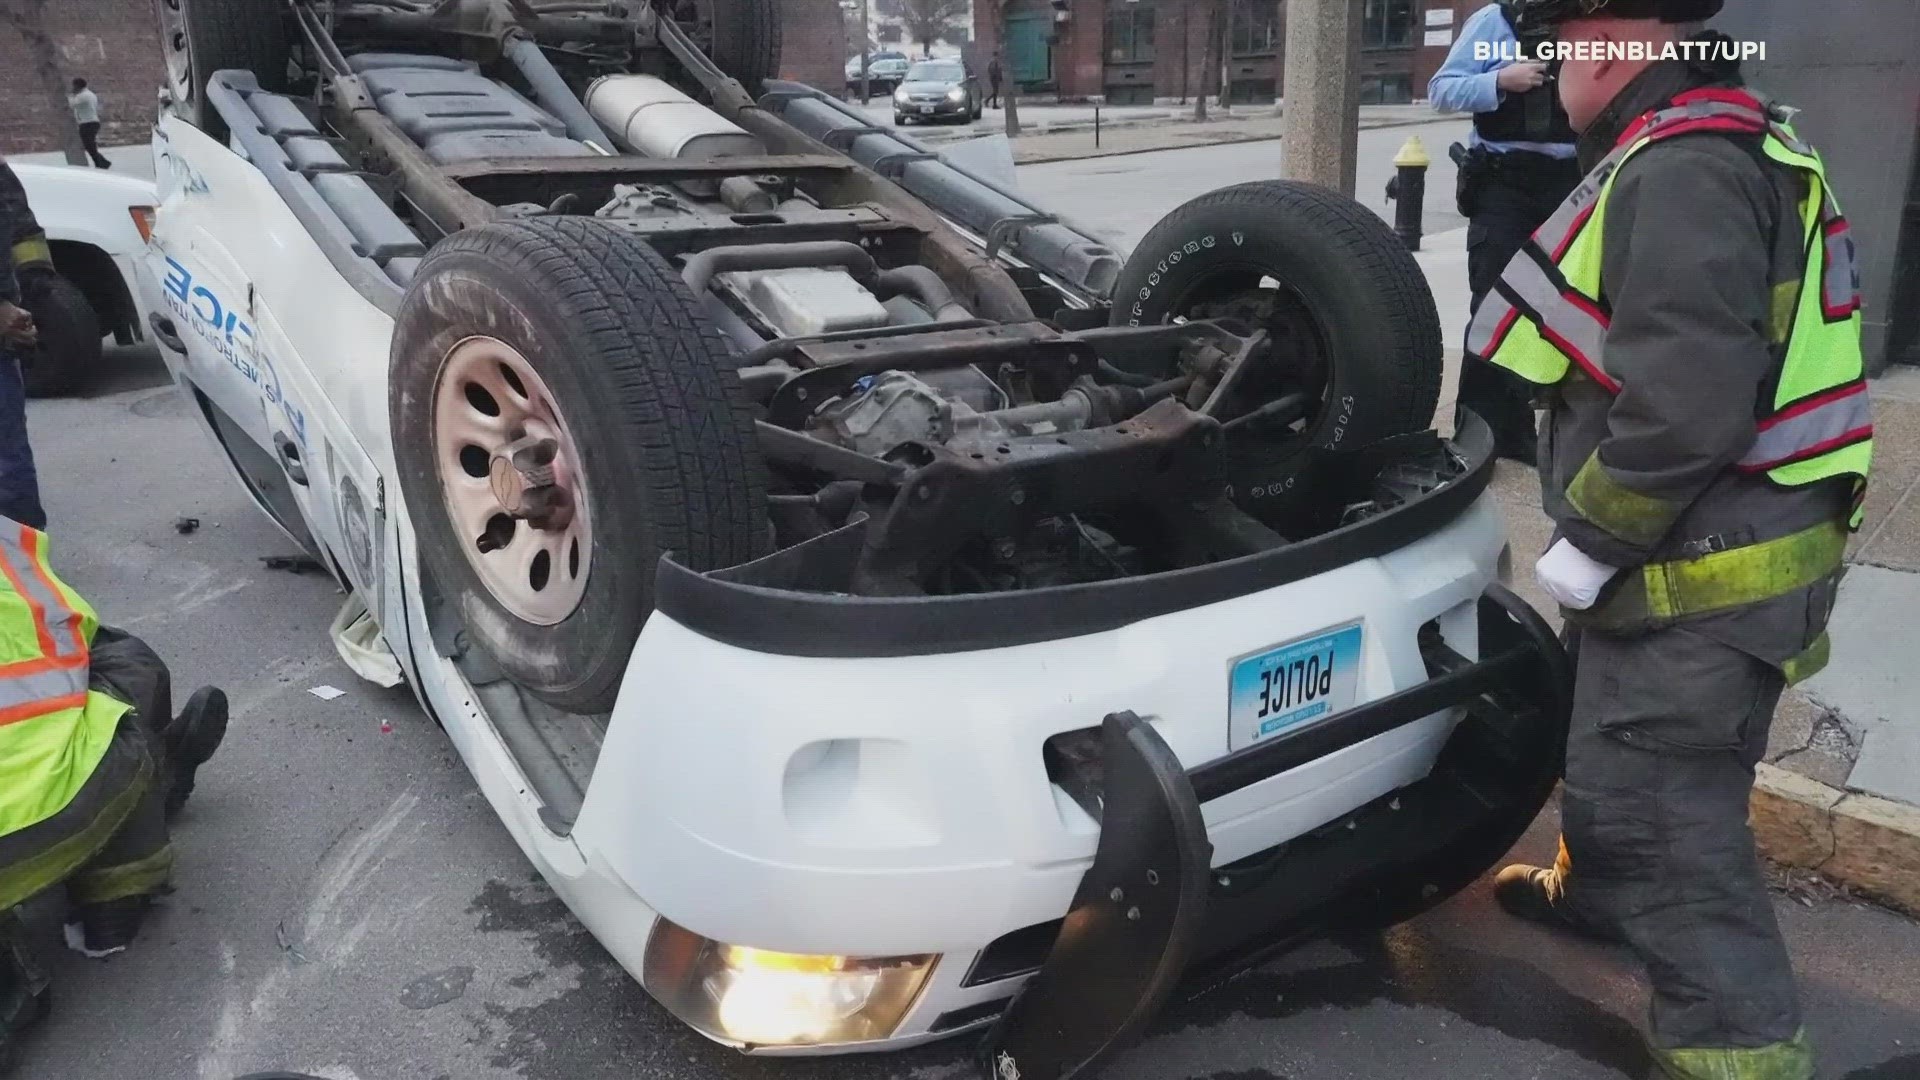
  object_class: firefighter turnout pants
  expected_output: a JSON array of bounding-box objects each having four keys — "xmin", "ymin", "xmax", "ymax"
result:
[
  {"xmin": 1559, "ymin": 624, "xmax": 1810, "ymax": 1068},
  {"xmin": 0, "ymin": 627, "xmax": 177, "ymax": 920}
]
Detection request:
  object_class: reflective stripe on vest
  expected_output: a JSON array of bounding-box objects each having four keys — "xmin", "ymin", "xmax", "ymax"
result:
[
  {"xmin": 0, "ymin": 520, "xmax": 125, "ymax": 839},
  {"xmin": 1467, "ymin": 87, "xmax": 1872, "ymax": 527}
]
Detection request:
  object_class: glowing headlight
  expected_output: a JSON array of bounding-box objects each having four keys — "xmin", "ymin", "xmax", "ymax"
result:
[
  {"xmin": 947, "ymin": 87, "xmax": 966, "ymax": 102},
  {"xmin": 894, "ymin": 87, "xmax": 910, "ymax": 103},
  {"xmin": 643, "ymin": 917, "xmax": 938, "ymax": 1047}
]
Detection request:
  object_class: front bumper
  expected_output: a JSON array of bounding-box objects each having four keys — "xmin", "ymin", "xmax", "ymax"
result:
[
  {"xmin": 980, "ymin": 584, "xmax": 1570, "ymax": 1079},
  {"xmin": 897, "ymin": 97, "xmax": 968, "ymax": 118}
]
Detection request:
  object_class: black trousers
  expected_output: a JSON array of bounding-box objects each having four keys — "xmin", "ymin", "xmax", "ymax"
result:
[
  {"xmin": 77, "ymin": 122, "xmax": 109, "ymax": 169},
  {"xmin": 1559, "ymin": 625, "xmax": 1803, "ymax": 1052},
  {"xmin": 1458, "ymin": 154, "xmax": 1580, "ymax": 450}
]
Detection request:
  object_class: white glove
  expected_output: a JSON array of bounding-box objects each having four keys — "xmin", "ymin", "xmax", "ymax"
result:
[{"xmin": 1535, "ymin": 538, "xmax": 1621, "ymax": 611}]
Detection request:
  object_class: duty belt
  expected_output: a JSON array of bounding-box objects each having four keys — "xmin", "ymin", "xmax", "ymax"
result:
[{"xmin": 1574, "ymin": 519, "xmax": 1847, "ymax": 682}]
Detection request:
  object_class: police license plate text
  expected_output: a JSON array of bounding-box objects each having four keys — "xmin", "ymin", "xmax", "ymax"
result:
[{"xmin": 1228, "ymin": 623, "xmax": 1364, "ymax": 750}]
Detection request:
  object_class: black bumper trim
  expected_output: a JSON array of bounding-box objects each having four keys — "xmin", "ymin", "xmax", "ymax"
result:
[{"xmin": 976, "ymin": 584, "xmax": 1570, "ymax": 1080}]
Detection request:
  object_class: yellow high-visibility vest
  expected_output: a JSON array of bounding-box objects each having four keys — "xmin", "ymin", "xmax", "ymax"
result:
[
  {"xmin": 1466, "ymin": 87, "xmax": 1873, "ymax": 529},
  {"xmin": 0, "ymin": 520, "xmax": 130, "ymax": 837}
]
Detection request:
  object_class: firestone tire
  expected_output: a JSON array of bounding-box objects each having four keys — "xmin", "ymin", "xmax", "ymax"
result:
[
  {"xmin": 1111, "ymin": 180, "xmax": 1443, "ymax": 513},
  {"xmin": 389, "ymin": 218, "xmax": 768, "ymax": 714},
  {"xmin": 18, "ymin": 269, "xmax": 98, "ymax": 398}
]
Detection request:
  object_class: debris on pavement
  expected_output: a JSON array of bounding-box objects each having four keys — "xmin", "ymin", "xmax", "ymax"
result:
[
  {"xmin": 307, "ymin": 685, "xmax": 346, "ymax": 701},
  {"xmin": 172, "ymin": 517, "xmax": 199, "ymax": 534},
  {"xmin": 261, "ymin": 553, "xmax": 326, "ymax": 573}
]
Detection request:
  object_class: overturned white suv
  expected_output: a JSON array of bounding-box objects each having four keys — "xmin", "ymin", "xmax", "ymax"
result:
[{"xmin": 146, "ymin": 0, "xmax": 1568, "ymax": 1073}]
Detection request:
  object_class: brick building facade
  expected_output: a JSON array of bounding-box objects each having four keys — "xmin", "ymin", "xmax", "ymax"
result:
[
  {"xmin": 0, "ymin": 0, "xmax": 847, "ymax": 155},
  {"xmin": 971, "ymin": 0, "xmax": 1468, "ymax": 106}
]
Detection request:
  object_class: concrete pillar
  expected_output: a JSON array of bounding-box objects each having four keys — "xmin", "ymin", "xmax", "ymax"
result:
[{"xmin": 1279, "ymin": 0, "xmax": 1362, "ymax": 196}]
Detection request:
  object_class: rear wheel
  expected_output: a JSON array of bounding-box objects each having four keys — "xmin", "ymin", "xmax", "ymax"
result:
[
  {"xmin": 1112, "ymin": 180, "xmax": 1442, "ymax": 518},
  {"xmin": 18, "ymin": 269, "xmax": 98, "ymax": 398},
  {"xmin": 390, "ymin": 218, "xmax": 768, "ymax": 713},
  {"xmin": 668, "ymin": 0, "xmax": 781, "ymax": 89},
  {"xmin": 154, "ymin": 0, "xmax": 291, "ymax": 140}
]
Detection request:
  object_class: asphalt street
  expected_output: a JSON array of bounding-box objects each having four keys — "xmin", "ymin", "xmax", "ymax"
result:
[
  {"xmin": 10, "ymin": 134, "xmax": 1920, "ymax": 1080},
  {"xmin": 1017, "ymin": 118, "xmax": 1472, "ymax": 252}
]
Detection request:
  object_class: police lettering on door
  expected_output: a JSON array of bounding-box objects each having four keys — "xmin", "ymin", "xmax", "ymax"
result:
[{"xmin": 161, "ymin": 256, "xmax": 306, "ymax": 445}]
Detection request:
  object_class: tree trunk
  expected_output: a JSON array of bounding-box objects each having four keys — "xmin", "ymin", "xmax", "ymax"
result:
[
  {"xmin": 3, "ymin": 0, "xmax": 86, "ymax": 164},
  {"xmin": 1193, "ymin": 0, "xmax": 1215, "ymax": 120}
]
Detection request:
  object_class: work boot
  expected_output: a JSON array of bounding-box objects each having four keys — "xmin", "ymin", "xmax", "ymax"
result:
[
  {"xmin": 1492, "ymin": 863, "xmax": 1612, "ymax": 941},
  {"xmin": 65, "ymin": 896, "xmax": 149, "ymax": 958},
  {"xmin": 163, "ymin": 686, "xmax": 228, "ymax": 814}
]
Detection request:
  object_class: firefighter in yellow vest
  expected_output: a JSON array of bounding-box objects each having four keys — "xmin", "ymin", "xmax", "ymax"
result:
[
  {"xmin": 1466, "ymin": 2, "xmax": 1869, "ymax": 1078},
  {"xmin": 0, "ymin": 517, "xmax": 228, "ymax": 1069}
]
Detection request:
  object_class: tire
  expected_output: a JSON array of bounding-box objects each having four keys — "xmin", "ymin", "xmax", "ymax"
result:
[
  {"xmin": 390, "ymin": 217, "xmax": 769, "ymax": 713},
  {"xmin": 155, "ymin": 0, "xmax": 291, "ymax": 140},
  {"xmin": 1111, "ymin": 180, "xmax": 1442, "ymax": 514},
  {"xmin": 18, "ymin": 269, "xmax": 99, "ymax": 398},
  {"xmin": 671, "ymin": 0, "xmax": 780, "ymax": 89}
]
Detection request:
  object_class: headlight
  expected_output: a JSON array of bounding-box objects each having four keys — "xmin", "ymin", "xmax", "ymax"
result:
[
  {"xmin": 894, "ymin": 87, "xmax": 910, "ymax": 103},
  {"xmin": 643, "ymin": 917, "xmax": 938, "ymax": 1047},
  {"xmin": 947, "ymin": 87, "xmax": 965, "ymax": 102}
]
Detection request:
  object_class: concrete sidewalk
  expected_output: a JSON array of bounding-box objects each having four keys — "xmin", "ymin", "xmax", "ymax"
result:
[{"xmin": 1415, "ymin": 226, "xmax": 1920, "ymax": 915}]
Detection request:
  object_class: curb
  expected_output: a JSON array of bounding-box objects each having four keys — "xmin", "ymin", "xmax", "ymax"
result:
[
  {"xmin": 1006, "ymin": 115, "xmax": 1446, "ymax": 167},
  {"xmin": 1752, "ymin": 762, "xmax": 1920, "ymax": 916}
]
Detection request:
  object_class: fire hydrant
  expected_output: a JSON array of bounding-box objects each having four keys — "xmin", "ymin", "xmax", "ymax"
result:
[{"xmin": 1384, "ymin": 134, "xmax": 1430, "ymax": 252}]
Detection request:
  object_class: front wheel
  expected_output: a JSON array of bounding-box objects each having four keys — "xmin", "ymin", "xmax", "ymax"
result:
[
  {"xmin": 1111, "ymin": 180, "xmax": 1443, "ymax": 518},
  {"xmin": 18, "ymin": 269, "xmax": 98, "ymax": 398},
  {"xmin": 153, "ymin": 0, "xmax": 291, "ymax": 140},
  {"xmin": 389, "ymin": 218, "xmax": 768, "ymax": 713}
]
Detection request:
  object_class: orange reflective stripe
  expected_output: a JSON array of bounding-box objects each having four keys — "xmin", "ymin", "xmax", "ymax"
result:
[
  {"xmin": 0, "ymin": 652, "xmax": 90, "ymax": 679},
  {"xmin": 20, "ymin": 528, "xmax": 83, "ymax": 659},
  {"xmin": 0, "ymin": 690, "xmax": 87, "ymax": 728},
  {"xmin": 1738, "ymin": 383, "xmax": 1874, "ymax": 472},
  {"xmin": 0, "ymin": 538, "xmax": 57, "ymax": 660},
  {"xmin": 1821, "ymin": 214, "xmax": 1861, "ymax": 319}
]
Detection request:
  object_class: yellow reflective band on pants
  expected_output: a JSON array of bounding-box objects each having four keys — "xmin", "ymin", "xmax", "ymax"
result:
[
  {"xmin": 1576, "ymin": 521, "xmax": 1848, "ymax": 636},
  {"xmin": 1651, "ymin": 1028, "xmax": 1814, "ymax": 1080},
  {"xmin": 1780, "ymin": 633, "xmax": 1831, "ymax": 688},
  {"xmin": 0, "ymin": 755, "xmax": 151, "ymax": 911},
  {"xmin": 9, "ymin": 237, "xmax": 51, "ymax": 270},
  {"xmin": 1566, "ymin": 451, "xmax": 1683, "ymax": 550},
  {"xmin": 69, "ymin": 842, "xmax": 175, "ymax": 905}
]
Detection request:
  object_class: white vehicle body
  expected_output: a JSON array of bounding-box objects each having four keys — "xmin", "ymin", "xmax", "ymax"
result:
[
  {"xmin": 14, "ymin": 162, "xmax": 159, "ymax": 348},
  {"xmin": 146, "ymin": 22, "xmax": 1560, "ymax": 1061},
  {"xmin": 145, "ymin": 2, "xmax": 1559, "ymax": 1060}
]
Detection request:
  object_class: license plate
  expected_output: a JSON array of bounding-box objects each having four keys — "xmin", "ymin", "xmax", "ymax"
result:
[
  {"xmin": 1228, "ymin": 623, "xmax": 1364, "ymax": 750},
  {"xmin": 919, "ymin": 105, "xmax": 935, "ymax": 114}
]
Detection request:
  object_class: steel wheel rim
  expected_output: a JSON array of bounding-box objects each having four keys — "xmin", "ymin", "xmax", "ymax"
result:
[
  {"xmin": 432, "ymin": 336, "xmax": 593, "ymax": 626},
  {"xmin": 157, "ymin": 0, "xmax": 196, "ymax": 113}
]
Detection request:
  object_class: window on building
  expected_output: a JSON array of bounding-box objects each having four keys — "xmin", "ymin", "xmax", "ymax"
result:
[
  {"xmin": 1361, "ymin": 0, "xmax": 1415, "ymax": 49},
  {"xmin": 1229, "ymin": 0, "xmax": 1280, "ymax": 57},
  {"xmin": 1105, "ymin": 1, "xmax": 1157, "ymax": 63},
  {"xmin": 1359, "ymin": 73, "xmax": 1413, "ymax": 103}
]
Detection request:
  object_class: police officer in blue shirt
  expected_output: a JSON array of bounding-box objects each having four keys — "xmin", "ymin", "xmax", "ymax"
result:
[{"xmin": 1429, "ymin": 0, "xmax": 1582, "ymax": 464}]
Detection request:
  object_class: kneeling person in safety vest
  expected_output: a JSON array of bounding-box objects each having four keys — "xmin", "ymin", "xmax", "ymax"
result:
[
  {"xmin": 0, "ymin": 518, "xmax": 229, "ymax": 1068},
  {"xmin": 1465, "ymin": 2, "xmax": 1870, "ymax": 1078}
]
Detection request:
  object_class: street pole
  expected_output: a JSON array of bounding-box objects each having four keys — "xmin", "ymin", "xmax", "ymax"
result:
[
  {"xmin": 860, "ymin": 0, "xmax": 873, "ymax": 104},
  {"xmin": 1278, "ymin": 0, "xmax": 1361, "ymax": 196},
  {"xmin": 1218, "ymin": 0, "xmax": 1231, "ymax": 115},
  {"xmin": 1000, "ymin": 0, "xmax": 1022, "ymax": 136}
]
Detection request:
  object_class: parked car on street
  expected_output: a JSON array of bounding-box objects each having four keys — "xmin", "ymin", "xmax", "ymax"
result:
[
  {"xmin": 845, "ymin": 49, "xmax": 908, "ymax": 94},
  {"xmin": 147, "ymin": 0, "xmax": 1569, "ymax": 1074},
  {"xmin": 13, "ymin": 163, "xmax": 158, "ymax": 395},
  {"xmin": 892, "ymin": 58, "xmax": 982, "ymax": 125}
]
